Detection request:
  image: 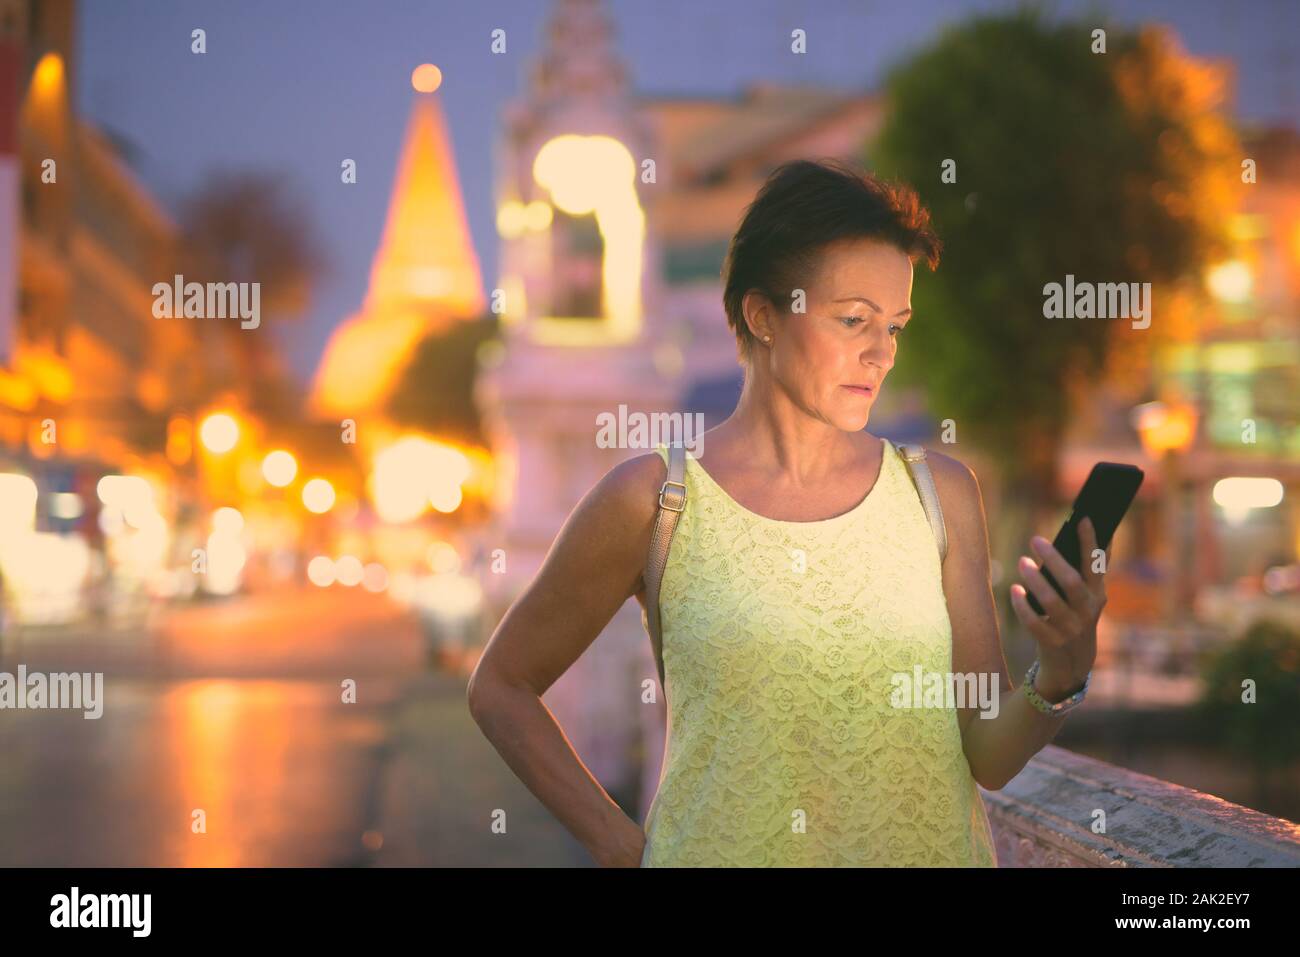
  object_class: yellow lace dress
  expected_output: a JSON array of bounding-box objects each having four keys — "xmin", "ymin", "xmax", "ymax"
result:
[{"xmin": 640, "ymin": 436, "xmax": 998, "ymax": 867}]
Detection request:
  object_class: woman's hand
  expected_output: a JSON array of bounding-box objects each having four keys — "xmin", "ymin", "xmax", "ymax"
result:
[
  {"xmin": 1009, "ymin": 516, "xmax": 1107, "ymax": 702},
  {"xmin": 591, "ymin": 815, "xmax": 648, "ymax": 867}
]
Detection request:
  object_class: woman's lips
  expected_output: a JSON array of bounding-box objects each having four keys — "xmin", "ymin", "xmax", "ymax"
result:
[{"xmin": 841, "ymin": 385, "xmax": 875, "ymax": 396}]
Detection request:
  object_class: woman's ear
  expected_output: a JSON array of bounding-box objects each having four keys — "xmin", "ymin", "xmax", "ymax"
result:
[{"xmin": 740, "ymin": 289, "xmax": 776, "ymax": 343}]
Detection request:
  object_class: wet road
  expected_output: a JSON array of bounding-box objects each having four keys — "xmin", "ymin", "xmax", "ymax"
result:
[{"xmin": 0, "ymin": 587, "xmax": 591, "ymax": 866}]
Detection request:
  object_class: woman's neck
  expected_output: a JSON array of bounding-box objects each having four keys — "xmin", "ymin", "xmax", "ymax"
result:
[{"xmin": 710, "ymin": 367, "xmax": 872, "ymax": 484}]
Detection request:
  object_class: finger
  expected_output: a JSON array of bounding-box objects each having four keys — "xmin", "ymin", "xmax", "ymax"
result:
[
  {"xmin": 1077, "ymin": 516, "xmax": 1107, "ymax": 596},
  {"xmin": 1010, "ymin": 583, "xmax": 1061, "ymax": 648},
  {"xmin": 1018, "ymin": 553, "xmax": 1083, "ymax": 634},
  {"xmin": 1029, "ymin": 534, "xmax": 1090, "ymax": 611},
  {"xmin": 1080, "ymin": 517, "xmax": 1110, "ymax": 611}
]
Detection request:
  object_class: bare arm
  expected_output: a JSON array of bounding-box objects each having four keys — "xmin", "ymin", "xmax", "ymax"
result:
[
  {"xmin": 466, "ymin": 450, "xmax": 665, "ymax": 866},
  {"xmin": 930, "ymin": 453, "xmax": 1098, "ymax": 791}
]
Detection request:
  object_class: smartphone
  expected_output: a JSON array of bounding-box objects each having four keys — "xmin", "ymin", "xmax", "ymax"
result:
[{"xmin": 1026, "ymin": 462, "xmax": 1145, "ymax": 616}]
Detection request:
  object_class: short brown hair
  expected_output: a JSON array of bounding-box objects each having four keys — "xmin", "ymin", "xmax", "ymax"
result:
[{"xmin": 721, "ymin": 159, "xmax": 941, "ymax": 363}]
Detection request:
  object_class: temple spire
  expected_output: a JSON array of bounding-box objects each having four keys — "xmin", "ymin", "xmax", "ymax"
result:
[
  {"xmin": 310, "ymin": 77, "xmax": 483, "ymax": 417},
  {"xmin": 529, "ymin": 0, "xmax": 628, "ymax": 109},
  {"xmin": 366, "ymin": 90, "xmax": 484, "ymax": 317}
]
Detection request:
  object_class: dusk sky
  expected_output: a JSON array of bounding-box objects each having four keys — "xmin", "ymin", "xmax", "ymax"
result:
[{"xmin": 74, "ymin": 0, "xmax": 1298, "ymax": 386}]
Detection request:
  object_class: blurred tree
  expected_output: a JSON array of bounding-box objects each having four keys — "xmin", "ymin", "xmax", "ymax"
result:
[
  {"xmin": 869, "ymin": 9, "xmax": 1240, "ymax": 633},
  {"xmin": 1196, "ymin": 618, "xmax": 1300, "ymax": 811},
  {"xmin": 174, "ymin": 168, "xmax": 330, "ymax": 413},
  {"xmin": 385, "ymin": 315, "xmax": 501, "ymax": 449}
]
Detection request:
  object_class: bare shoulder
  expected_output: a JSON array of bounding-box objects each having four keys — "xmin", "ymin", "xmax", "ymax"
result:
[
  {"xmin": 582, "ymin": 448, "xmax": 670, "ymax": 586},
  {"xmin": 598, "ymin": 447, "xmax": 669, "ymax": 519},
  {"xmin": 918, "ymin": 446, "xmax": 983, "ymax": 520}
]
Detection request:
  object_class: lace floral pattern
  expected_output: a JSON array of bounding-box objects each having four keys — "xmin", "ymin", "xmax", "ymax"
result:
[{"xmin": 641, "ymin": 438, "xmax": 998, "ymax": 867}]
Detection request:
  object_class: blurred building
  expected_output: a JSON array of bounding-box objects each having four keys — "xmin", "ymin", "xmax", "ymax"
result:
[
  {"xmin": 477, "ymin": 0, "xmax": 675, "ymax": 806},
  {"xmin": 0, "ymin": 0, "xmax": 214, "ymax": 472},
  {"xmin": 0, "ymin": 1, "xmax": 163, "ymax": 621},
  {"xmin": 0, "ymin": 0, "xmax": 258, "ymax": 622},
  {"xmin": 1054, "ymin": 125, "xmax": 1300, "ymax": 635},
  {"xmin": 1183, "ymin": 126, "xmax": 1300, "ymax": 600}
]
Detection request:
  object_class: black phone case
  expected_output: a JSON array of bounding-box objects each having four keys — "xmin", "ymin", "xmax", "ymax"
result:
[{"xmin": 1026, "ymin": 462, "xmax": 1145, "ymax": 616}]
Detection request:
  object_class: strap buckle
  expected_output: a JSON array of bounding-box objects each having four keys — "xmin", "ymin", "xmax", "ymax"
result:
[{"xmin": 658, "ymin": 480, "xmax": 687, "ymax": 512}]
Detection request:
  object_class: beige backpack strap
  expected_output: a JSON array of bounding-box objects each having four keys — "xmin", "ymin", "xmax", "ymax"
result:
[
  {"xmin": 643, "ymin": 441, "xmax": 686, "ymax": 688},
  {"xmin": 897, "ymin": 443, "xmax": 948, "ymax": 564}
]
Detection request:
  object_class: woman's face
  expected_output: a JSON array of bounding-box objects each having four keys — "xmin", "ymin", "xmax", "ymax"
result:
[{"xmin": 753, "ymin": 237, "xmax": 915, "ymax": 431}]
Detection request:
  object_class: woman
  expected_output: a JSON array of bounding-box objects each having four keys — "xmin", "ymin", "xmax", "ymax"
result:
[{"xmin": 467, "ymin": 159, "xmax": 1106, "ymax": 867}]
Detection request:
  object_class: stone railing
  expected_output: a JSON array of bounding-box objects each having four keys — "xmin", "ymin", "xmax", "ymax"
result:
[{"xmin": 983, "ymin": 745, "xmax": 1300, "ymax": 866}]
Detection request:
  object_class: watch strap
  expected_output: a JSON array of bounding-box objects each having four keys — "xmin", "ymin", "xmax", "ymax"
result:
[{"xmin": 1024, "ymin": 659, "xmax": 1090, "ymax": 715}]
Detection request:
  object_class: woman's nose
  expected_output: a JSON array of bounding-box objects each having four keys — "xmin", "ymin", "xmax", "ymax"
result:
[{"xmin": 863, "ymin": 347, "xmax": 893, "ymax": 373}]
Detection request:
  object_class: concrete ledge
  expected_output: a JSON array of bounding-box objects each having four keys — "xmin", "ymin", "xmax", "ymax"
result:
[{"xmin": 982, "ymin": 745, "xmax": 1300, "ymax": 867}]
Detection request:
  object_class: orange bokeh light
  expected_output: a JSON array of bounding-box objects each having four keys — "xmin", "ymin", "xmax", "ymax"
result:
[{"xmin": 411, "ymin": 64, "xmax": 442, "ymax": 93}]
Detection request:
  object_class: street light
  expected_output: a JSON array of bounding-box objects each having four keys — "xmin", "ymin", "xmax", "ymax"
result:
[
  {"xmin": 1205, "ymin": 260, "xmax": 1253, "ymax": 304},
  {"xmin": 302, "ymin": 478, "xmax": 336, "ymax": 514},
  {"xmin": 262, "ymin": 450, "xmax": 298, "ymax": 487},
  {"xmin": 199, "ymin": 413, "xmax": 239, "ymax": 454}
]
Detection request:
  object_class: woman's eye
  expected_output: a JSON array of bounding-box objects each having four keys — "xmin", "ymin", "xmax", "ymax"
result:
[{"xmin": 839, "ymin": 316, "xmax": 906, "ymax": 335}]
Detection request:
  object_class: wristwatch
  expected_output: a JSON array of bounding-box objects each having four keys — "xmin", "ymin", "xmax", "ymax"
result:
[{"xmin": 1024, "ymin": 659, "xmax": 1090, "ymax": 715}]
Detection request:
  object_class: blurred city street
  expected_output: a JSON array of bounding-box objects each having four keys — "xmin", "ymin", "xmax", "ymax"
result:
[{"xmin": 0, "ymin": 589, "xmax": 590, "ymax": 867}]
